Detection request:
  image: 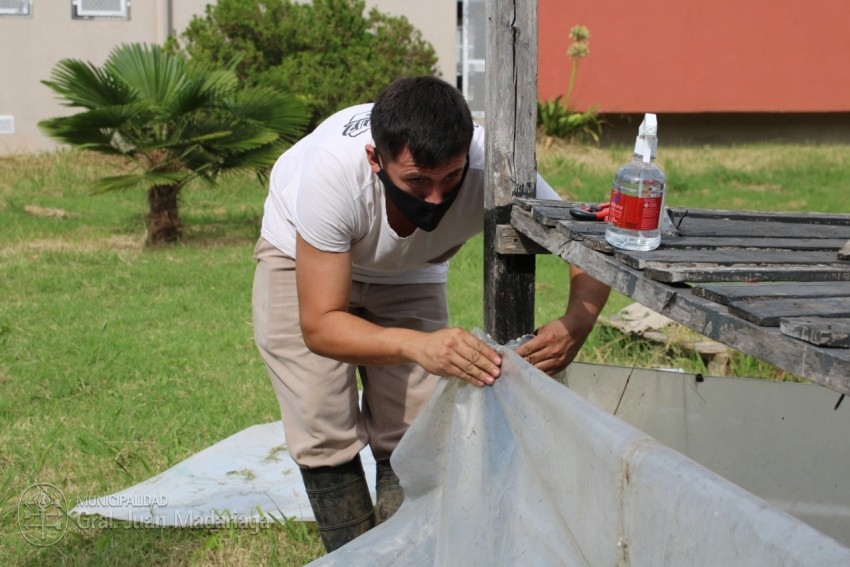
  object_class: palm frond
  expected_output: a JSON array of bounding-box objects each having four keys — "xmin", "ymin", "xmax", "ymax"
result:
[
  {"xmin": 40, "ymin": 41, "xmax": 310, "ymax": 194},
  {"xmin": 91, "ymin": 171, "xmax": 191, "ymax": 194},
  {"xmin": 227, "ymin": 87, "xmax": 309, "ymax": 142},
  {"xmin": 38, "ymin": 103, "xmax": 152, "ymax": 153},
  {"xmin": 39, "ymin": 116, "xmax": 115, "ymax": 150},
  {"xmin": 42, "ymin": 58, "xmax": 134, "ymax": 109},
  {"xmin": 104, "ymin": 44, "xmax": 190, "ymax": 109},
  {"xmin": 165, "ymin": 68, "xmax": 239, "ymax": 118}
]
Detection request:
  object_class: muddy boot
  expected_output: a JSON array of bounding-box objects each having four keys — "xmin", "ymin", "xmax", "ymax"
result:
[
  {"xmin": 300, "ymin": 454, "xmax": 375, "ymax": 553},
  {"xmin": 374, "ymin": 459, "xmax": 404, "ymax": 524}
]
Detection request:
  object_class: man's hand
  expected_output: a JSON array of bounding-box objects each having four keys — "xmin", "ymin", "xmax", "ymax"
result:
[
  {"xmin": 515, "ymin": 265, "xmax": 610, "ymax": 375},
  {"xmin": 404, "ymin": 328, "xmax": 502, "ymax": 387},
  {"xmin": 514, "ymin": 315, "xmax": 591, "ymax": 376},
  {"xmin": 296, "ymin": 234, "xmax": 502, "ymax": 386}
]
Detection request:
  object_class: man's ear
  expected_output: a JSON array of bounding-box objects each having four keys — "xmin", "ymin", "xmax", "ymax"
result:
[{"xmin": 365, "ymin": 145, "xmax": 381, "ymax": 174}]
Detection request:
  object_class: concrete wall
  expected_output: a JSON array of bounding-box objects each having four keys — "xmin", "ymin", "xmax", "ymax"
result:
[{"xmin": 538, "ymin": 0, "xmax": 850, "ymax": 113}]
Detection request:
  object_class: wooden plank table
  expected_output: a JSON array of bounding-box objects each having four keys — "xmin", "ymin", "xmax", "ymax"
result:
[{"xmin": 510, "ymin": 199, "xmax": 850, "ymax": 395}]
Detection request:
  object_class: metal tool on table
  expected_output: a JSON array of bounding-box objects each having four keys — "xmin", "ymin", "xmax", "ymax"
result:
[{"xmin": 569, "ymin": 202, "xmax": 610, "ymax": 221}]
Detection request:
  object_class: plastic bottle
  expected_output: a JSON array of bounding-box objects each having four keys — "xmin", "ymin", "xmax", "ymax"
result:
[{"xmin": 605, "ymin": 113, "xmax": 667, "ymax": 251}]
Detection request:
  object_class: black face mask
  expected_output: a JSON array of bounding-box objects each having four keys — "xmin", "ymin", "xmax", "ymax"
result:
[{"xmin": 377, "ymin": 155, "xmax": 470, "ymax": 232}]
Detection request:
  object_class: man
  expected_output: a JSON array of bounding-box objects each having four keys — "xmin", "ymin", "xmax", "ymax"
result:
[{"xmin": 252, "ymin": 76, "xmax": 610, "ymax": 552}]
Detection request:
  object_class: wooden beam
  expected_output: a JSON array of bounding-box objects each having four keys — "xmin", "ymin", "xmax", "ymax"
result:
[
  {"xmin": 495, "ymin": 225, "xmax": 550, "ymax": 255},
  {"xmin": 484, "ymin": 0, "xmax": 538, "ymax": 343}
]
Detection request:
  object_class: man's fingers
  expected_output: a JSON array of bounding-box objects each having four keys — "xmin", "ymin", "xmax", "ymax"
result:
[
  {"xmin": 455, "ymin": 353, "xmax": 496, "ymax": 386},
  {"xmin": 458, "ymin": 367, "xmax": 489, "ymax": 387}
]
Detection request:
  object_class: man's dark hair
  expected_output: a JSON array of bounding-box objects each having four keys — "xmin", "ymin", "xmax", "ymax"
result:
[{"xmin": 370, "ymin": 76, "xmax": 474, "ymax": 169}]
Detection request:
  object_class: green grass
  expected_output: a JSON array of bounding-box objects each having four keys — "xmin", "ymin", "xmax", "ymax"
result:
[{"xmin": 2, "ymin": 143, "xmax": 849, "ymax": 565}]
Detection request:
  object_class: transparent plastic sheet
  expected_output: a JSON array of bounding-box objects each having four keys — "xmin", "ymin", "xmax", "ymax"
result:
[
  {"xmin": 309, "ymin": 333, "xmax": 850, "ymax": 566},
  {"xmin": 69, "ymin": 333, "xmax": 850, "ymax": 565},
  {"xmin": 70, "ymin": 423, "xmax": 375, "ymax": 526}
]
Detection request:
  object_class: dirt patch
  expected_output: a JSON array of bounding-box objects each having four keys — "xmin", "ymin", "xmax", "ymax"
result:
[
  {"xmin": 0, "ymin": 234, "xmax": 144, "ymax": 260},
  {"xmin": 24, "ymin": 205, "xmax": 77, "ymax": 219}
]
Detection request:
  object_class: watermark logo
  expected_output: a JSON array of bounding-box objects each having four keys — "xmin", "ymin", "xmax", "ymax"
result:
[
  {"xmin": 18, "ymin": 483, "xmax": 272, "ymax": 545},
  {"xmin": 18, "ymin": 483, "xmax": 68, "ymax": 547}
]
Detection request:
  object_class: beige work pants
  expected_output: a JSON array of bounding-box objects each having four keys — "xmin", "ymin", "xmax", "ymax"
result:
[{"xmin": 252, "ymin": 238, "xmax": 445, "ymax": 468}]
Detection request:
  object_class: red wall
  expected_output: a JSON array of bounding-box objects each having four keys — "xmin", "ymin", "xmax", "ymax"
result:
[{"xmin": 538, "ymin": 0, "xmax": 850, "ymax": 113}]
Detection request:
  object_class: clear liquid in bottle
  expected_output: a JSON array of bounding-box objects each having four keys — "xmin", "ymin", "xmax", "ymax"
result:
[
  {"xmin": 605, "ymin": 113, "xmax": 666, "ymax": 251},
  {"xmin": 605, "ymin": 158, "xmax": 666, "ymax": 251}
]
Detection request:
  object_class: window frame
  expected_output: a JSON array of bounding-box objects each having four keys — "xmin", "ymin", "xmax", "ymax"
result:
[
  {"xmin": 71, "ymin": 0, "xmax": 130, "ymax": 20},
  {"xmin": 0, "ymin": 0, "xmax": 32, "ymax": 17}
]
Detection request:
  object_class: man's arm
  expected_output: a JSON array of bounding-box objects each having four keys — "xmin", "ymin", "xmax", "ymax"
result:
[
  {"xmin": 295, "ymin": 233, "xmax": 502, "ymax": 387},
  {"xmin": 514, "ymin": 264, "xmax": 610, "ymax": 375}
]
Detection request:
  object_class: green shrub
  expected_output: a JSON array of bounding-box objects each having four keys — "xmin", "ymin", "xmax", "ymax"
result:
[
  {"xmin": 538, "ymin": 25, "xmax": 605, "ymax": 143},
  {"xmin": 176, "ymin": 0, "xmax": 438, "ymax": 128},
  {"xmin": 537, "ymin": 96, "xmax": 606, "ymax": 143}
]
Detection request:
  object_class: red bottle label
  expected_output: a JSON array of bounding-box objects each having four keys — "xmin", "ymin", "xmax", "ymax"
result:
[{"xmin": 608, "ymin": 186, "xmax": 662, "ymax": 231}]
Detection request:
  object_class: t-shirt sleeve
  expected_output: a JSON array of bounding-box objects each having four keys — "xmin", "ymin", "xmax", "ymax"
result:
[
  {"xmin": 536, "ymin": 174, "xmax": 562, "ymax": 200},
  {"xmin": 292, "ymin": 148, "xmax": 363, "ymax": 253}
]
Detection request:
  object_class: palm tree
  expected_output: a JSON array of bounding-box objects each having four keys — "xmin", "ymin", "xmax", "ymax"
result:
[{"xmin": 39, "ymin": 43, "xmax": 308, "ymax": 246}]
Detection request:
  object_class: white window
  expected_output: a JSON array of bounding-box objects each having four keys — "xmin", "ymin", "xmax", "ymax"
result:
[
  {"xmin": 0, "ymin": 0, "xmax": 31, "ymax": 16},
  {"xmin": 0, "ymin": 116, "xmax": 14, "ymax": 135},
  {"xmin": 457, "ymin": 0, "xmax": 486, "ymax": 120},
  {"xmin": 72, "ymin": 0, "xmax": 129, "ymax": 19}
]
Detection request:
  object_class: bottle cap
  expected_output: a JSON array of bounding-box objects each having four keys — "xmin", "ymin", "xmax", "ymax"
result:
[{"xmin": 633, "ymin": 113, "xmax": 658, "ymax": 163}]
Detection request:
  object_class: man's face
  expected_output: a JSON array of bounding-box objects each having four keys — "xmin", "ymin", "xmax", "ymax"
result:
[{"xmin": 367, "ymin": 145, "xmax": 468, "ymax": 204}]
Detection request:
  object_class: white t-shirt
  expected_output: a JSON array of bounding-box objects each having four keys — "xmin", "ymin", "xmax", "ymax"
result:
[{"xmin": 260, "ymin": 103, "xmax": 560, "ymax": 284}]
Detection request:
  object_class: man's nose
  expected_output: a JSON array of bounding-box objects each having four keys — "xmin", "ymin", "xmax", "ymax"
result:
[{"xmin": 422, "ymin": 186, "xmax": 451, "ymax": 205}]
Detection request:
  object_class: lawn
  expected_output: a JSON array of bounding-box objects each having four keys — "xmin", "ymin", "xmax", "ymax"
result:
[{"xmin": 2, "ymin": 141, "xmax": 849, "ymax": 565}]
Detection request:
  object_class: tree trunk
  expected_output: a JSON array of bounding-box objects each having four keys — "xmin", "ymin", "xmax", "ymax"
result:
[{"xmin": 146, "ymin": 184, "xmax": 183, "ymax": 246}]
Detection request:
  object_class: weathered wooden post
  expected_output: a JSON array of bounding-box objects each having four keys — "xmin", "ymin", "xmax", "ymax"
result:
[{"xmin": 484, "ymin": 0, "xmax": 538, "ymax": 342}]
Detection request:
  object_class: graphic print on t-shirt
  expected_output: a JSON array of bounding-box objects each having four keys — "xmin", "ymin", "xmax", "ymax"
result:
[{"xmin": 341, "ymin": 112, "xmax": 371, "ymax": 138}]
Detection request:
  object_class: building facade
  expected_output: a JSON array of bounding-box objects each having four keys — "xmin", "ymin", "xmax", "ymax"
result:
[
  {"xmin": 0, "ymin": 0, "xmax": 460, "ymax": 155},
  {"xmin": 6, "ymin": 1, "xmax": 845, "ymax": 154}
]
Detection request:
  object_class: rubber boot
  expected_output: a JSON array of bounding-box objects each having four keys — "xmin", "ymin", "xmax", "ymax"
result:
[
  {"xmin": 300, "ymin": 454, "xmax": 375, "ymax": 553},
  {"xmin": 375, "ymin": 459, "xmax": 404, "ymax": 524}
]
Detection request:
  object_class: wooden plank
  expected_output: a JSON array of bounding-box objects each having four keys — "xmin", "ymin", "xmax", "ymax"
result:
[
  {"xmin": 515, "ymin": 197, "xmax": 569, "ymax": 211},
  {"xmin": 672, "ymin": 217, "xmax": 850, "ymax": 239},
  {"xmin": 555, "ymin": 219, "xmax": 608, "ymax": 240},
  {"xmin": 780, "ymin": 317, "xmax": 850, "ymax": 347},
  {"xmin": 692, "ymin": 282, "xmax": 850, "ymax": 305},
  {"xmin": 483, "ymin": 0, "xmax": 537, "ymax": 343},
  {"xmin": 511, "ymin": 206, "xmax": 575, "ymax": 258},
  {"xmin": 555, "ymin": 225, "xmax": 845, "ymax": 253},
  {"xmin": 533, "ymin": 204, "xmax": 577, "ymax": 226},
  {"xmin": 654, "ymin": 236, "xmax": 849, "ymax": 251},
  {"xmin": 618, "ymin": 249, "xmax": 842, "ymax": 270},
  {"xmin": 728, "ymin": 297, "xmax": 850, "ymax": 326},
  {"xmin": 644, "ymin": 263, "xmax": 850, "ymax": 283},
  {"xmin": 669, "ymin": 208, "xmax": 850, "ymax": 226}
]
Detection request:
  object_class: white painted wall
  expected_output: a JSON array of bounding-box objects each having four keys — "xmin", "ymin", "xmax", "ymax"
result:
[
  {"xmin": 0, "ymin": 1, "xmax": 457, "ymax": 155},
  {"xmin": 367, "ymin": 0, "xmax": 456, "ymax": 84},
  {"xmin": 0, "ymin": 0, "xmax": 211, "ymax": 154}
]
